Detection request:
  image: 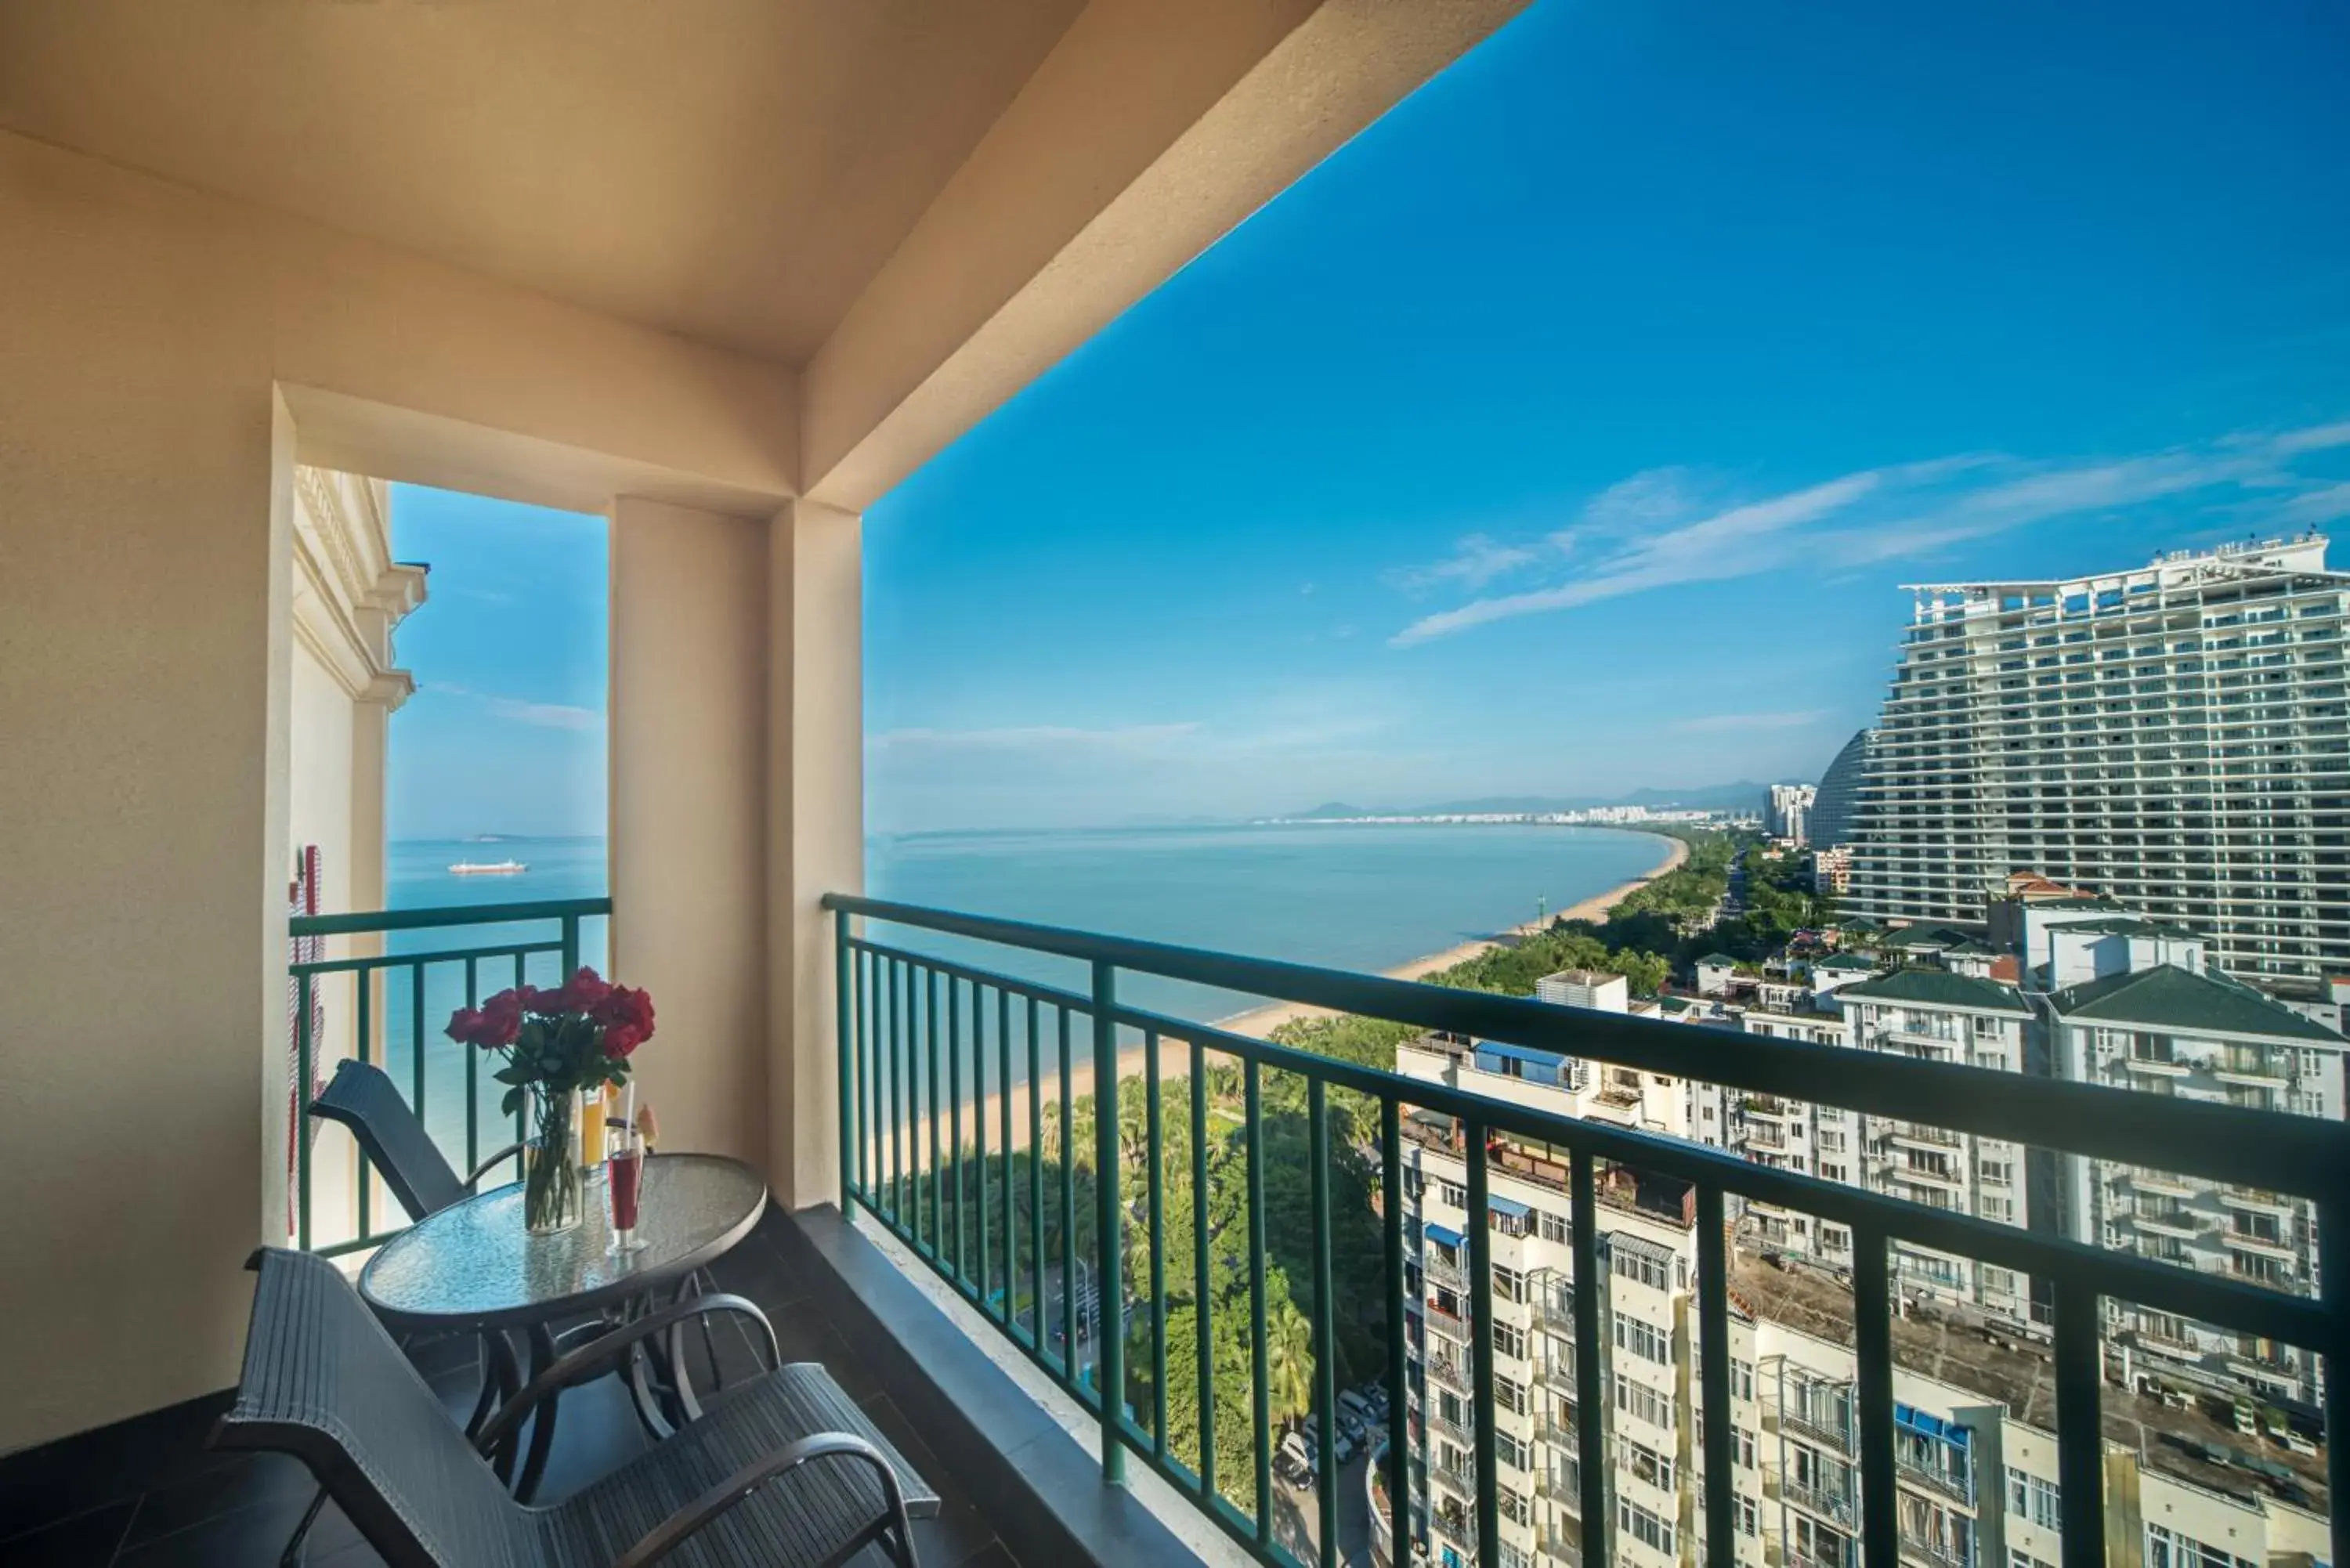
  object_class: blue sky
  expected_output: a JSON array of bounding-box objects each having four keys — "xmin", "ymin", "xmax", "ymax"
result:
[
  {"xmin": 386, "ymin": 491, "xmax": 606, "ymax": 840},
  {"xmin": 392, "ymin": 0, "xmax": 2350, "ymax": 839}
]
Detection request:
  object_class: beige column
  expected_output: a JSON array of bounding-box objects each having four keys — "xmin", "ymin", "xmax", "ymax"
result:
[
  {"xmin": 608, "ymin": 497, "xmax": 772, "ymax": 1166},
  {"xmin": 767, "ymin": 500, "xmax": 863, "ymax": 1208}
]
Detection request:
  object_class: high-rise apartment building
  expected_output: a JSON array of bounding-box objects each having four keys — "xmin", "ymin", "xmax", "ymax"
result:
[
  {"xmin": 1810, "ymin": 731, "xmax": 1875, "ymax": 851},
  {"xmin": 1772, "ymin": 783, "xmax": 1820, "ymax": 846},
  {"xmin": 1843, "ymin": 537, "xmax": 2350, "ymax": 988}
]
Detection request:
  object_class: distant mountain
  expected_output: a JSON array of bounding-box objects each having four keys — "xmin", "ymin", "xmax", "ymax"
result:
[
  {"xmin": 1282, "ymin": 801, "xmax": 1384, "ymax": 820},
  {"xmin": 1277, "ymin": 782, "xmax": 1779, "ymax": 819}
]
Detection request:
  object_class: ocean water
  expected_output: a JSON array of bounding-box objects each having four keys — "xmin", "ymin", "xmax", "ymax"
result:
[
  {"xmin": 363, "ymin": 825, "xmax": 1667, "ymax": 1144},
  {"xmin": 863, "ymin": 822, "xmax": 1672, "ymax": 1023}
]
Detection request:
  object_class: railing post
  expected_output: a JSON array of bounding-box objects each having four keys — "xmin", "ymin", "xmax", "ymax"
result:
[
  {"xmin": 295, "ymin": 971, "xmax": 314, "ymax": 1251},
  {"xmin": 1090, "ymin": 959, "xmax": 1126, "ymax": 1486},
  {"xmin": 1381, "ymin": 1097, "xmax": 1411, "ymax": 1567},
  {"xmin": 1465, "ymin": 1119, "xmax": 1499, "ymax": 1568},
  {"xmin": 834, "ymin": 906, "xmax": 854, "ymax": 1223}
]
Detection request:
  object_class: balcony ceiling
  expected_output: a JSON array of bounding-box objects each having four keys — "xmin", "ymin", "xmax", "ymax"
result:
[{"xmin": 0, "ymin": 0, "xmax": 1085, "ymax": 366}]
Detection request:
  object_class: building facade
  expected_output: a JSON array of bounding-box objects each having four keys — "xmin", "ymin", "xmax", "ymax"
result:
[
  {"xmin": 1811, "ymin": 731, "xmax": 1875, "ymax": 851},
  {"xmin": 1843, "ymin": 538, "xmax": 2350, "ymax": 990}
]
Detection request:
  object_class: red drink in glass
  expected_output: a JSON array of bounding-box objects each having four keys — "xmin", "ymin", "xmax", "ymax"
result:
[{"xmin": 609, "ymin": 1145, "xmax": 644, "ymax": 1248}]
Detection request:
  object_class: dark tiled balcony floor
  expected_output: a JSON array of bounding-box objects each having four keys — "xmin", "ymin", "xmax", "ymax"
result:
[{"xmin": 0, "ymin": 1210, "xmax": 1020, "ymax": 1568}]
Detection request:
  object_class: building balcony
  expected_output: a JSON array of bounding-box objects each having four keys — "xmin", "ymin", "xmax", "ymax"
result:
[
  {"xmin": 2219, "ymin": 1184, "xmax": 2298, "ymax": 1214},
  {"xmin": 1878, "ymin": 1124, "xmax": 1965, "ymax": 1151},
  {"xmin": 2131, "ymin": 1209, "xmax": 2218, "ymax": 1241},
  {"xmin": 1901, "ymin": 1538, "xmax": 1973, "ymax": 1568},
  {"xmin": 2222, "ymin": 1227, "xmax": 2301, "ymax": 1261},
  {"xmin": 1780, "ymin": 1476, "xmax": 1860, "ymax": 1526},
  {"xmin": 2125, "ymin": 1168, "xmax": 2201, "ymax": 1200},
  {"xmin": 1879, "ymin": 1162, "xmax": 1967, "ymax": 1194},
  {"xmin": 57, "ymin": 893, "xmax": 2332, "ymax": 1568}
]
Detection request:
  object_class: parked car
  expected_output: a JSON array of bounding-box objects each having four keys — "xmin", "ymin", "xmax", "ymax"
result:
[{"xmin": 1339, "ymin": 1389, "xmax": 1378, "ymax": 1431}]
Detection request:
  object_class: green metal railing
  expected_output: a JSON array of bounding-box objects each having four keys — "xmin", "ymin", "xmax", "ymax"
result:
[
  {"xmin": 826, "ymin": 892, "xmax": 2350, "ymax": 1568},
  {"xmin": 288, "ymin": 898, "xmax": 612, "ymax": 1255}
]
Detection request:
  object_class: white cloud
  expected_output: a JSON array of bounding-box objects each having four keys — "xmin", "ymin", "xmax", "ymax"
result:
[
  {"xmin": 1386, "ymin": 533, "xmax": 1546, "ymax": 592},
  {"xmin": 481, "ymin": 697, "xmax": 602, "ymax": 732},
  {"xmin": 1673, "ymin": 710, "xmax": 1827, "ymax": 734},
  {"xmin": 2277, "ymin": 482, "xmax": 2350, "ymax": 526},
  {"xmin": 1389, "ymin": 421, "xmax": 2348, "ymax": 646},
  {"xmin": 2269, "ymin": 420, "xmax": 2350, "ymax": 457},
  {"xmin": 425, "ymin": 682, "xmax": 603, "ymax": 731},
  {"xmin": 870, "ymin": 722, "xmax": 1202, "ymax": 755}
]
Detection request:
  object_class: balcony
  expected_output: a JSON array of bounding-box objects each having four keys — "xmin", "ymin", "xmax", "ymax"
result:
[
  {"xmin": 2131, "ymin": 1208, "xmax": 2219, "ymax": 1241},
  {"xmin": 2219, "ymin": 1184, "xmax": 2297, "ymax": 1213},
  {"xmin": 1781, "ymin": 1476, "xmax": 1861, "ymax": 1526},
  {"xmin": 1900, "ymin": 1537, "xmax": 1973, "ymax": 1568},
  {"xmin": 113, "ymin": 891, "xmax": 2341, "ymax": 1568},
  {"xmin": 1426, "ymin": 1248, "xmax": 1469, "ymax": 1292},
  {"xmin": 1878, "ymin": 1124, "xmax": 1964, "ymax": 1152},
  {"xmin": 1780, "ymin": 1402, "xmax": 1859, "ymax": 1454}
]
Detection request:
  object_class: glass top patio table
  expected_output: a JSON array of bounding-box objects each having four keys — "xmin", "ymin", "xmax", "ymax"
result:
[{"xmin": 359, "ymin": 1152, "xmax": 768, "ymax": 1331}]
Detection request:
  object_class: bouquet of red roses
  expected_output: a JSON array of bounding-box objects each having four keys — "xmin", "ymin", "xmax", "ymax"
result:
[
  {"xmin": 446, "ymin": 965, "xmax": 656, "ymax": 1115},
  {"xmin": 446, "ymin": 966, "xmax": 655, "ymax": 1233}
]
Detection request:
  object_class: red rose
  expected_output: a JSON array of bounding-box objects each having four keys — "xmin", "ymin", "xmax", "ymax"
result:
[
  {"xmin": 602, "ymin": 1023, "xmax": 645, "ymax": 1060},
  {"xmin": 595, "ymin": 984, "xmax": 656, "ymax": 1041},
  {"xmin": 475, "ymin": 990, "xmax": 525, "ymax": 1048},
  {"xmin": 445, "ymin": 1006, "xmax": 484, "ymax": 1045},
  {"xmin": 562, "ymin": 966, "xmax": 613, "ymax": 1010}
]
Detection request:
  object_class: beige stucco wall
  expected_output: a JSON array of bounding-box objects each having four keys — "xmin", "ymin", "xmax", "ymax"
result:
[
  {"xmin": 609, "ymin": 497, "xmax": 771, "ymax": 1168},
  {"xmin": 0, "ymin": 128, "xmax": 798, "ymax": 1455},
  {"xmin": 768, "ymin": 500, "xmax": 864, "ymax": 1208}
]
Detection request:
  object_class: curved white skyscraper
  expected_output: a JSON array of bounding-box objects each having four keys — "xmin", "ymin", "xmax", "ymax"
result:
[{"xmin": 1844, "ymin": 536, "xmax": 2349, "ymax": 988}]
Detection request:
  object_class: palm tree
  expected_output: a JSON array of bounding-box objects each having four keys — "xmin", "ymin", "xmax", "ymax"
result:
[{"xmin": 1264, "ymin": 1294, "xmax": 1314, "ymax": 1426}]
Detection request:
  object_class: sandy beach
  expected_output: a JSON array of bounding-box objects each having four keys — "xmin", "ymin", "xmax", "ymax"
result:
[
  {"xmin": 1209, "ymin": 829, "xmax": 1690, "ymax": 1039},
  {"xmin": 888, "ymin": 831, "xmax": 1690, "ymax": 1158}
]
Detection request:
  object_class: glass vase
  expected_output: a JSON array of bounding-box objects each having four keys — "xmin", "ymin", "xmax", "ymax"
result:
[{"xmin": 523, "ymin": 1082, "xmax": 584, "ymax": 1235}]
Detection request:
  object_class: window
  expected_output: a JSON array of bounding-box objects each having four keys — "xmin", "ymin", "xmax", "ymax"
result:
[
  {"xmin": 1612, "ymin": 1245, "xmax": 1672, "ymax": 1291},
  {"xmin": 2146, "ymin": 1526, "xmax": 2256, "ymax": 1568},
  {"xmin": 1618, "ymin": 1498, "xmax": 1676, "ymax": 1555},
  {"xmin": 2011, "ymin": 1552, "xmax": 2055, "ymax": 1568},
  {"xmin": 1738, "ymin": 1495, "xmax": 1761, "ymax": 1537},
  {"xmin": 1614, "ymin": 1311, "xmax": 1671, "ymax": 1364},
  {"xmin": 1439, "ymin": 1180, "xmax": 1466, "ymax": 1209},
  {"xmin": 1614, "ymin": 1373, "xmax": 1676, "ymax": 1430},
  {"xmin": 1495, "ymin": 1320, "xmax": 1528, "ymax": 1361},
  {"xmin": 1500, "ymin": 1485, "xmax": 1531, "ymax": 1526},
  {"xmin": 1497, "ymin": 1430, "xmax": 1530, "ymax": 1472},
  {"xmin": 2007, "ymin": 1469, "xmax": 2059, "ymax": 1530},
  {"xmin": 1496, "ymin": 1374, "xmax": 1528, "ymax": 1416},
  {"xmin": 1494, "ymin": 1264, "xmax": 1527, "ymax": 1304},
  {"xmin": 1620, "ymin": 1438, "xmax": 1674, "ymax": 1491},
  {"xmin": 1731, "ymin": 1358, "xmax": 1756, "ymax": 1400},
  {"xmin": 1736, "ymin": 1429, "xmax": 1757, "ymax": 1469}
]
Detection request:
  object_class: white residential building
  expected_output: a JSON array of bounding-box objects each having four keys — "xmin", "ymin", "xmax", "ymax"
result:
[
  {"xmin": 1390, "ymin": 1027, "xmax": 2327, "ymax": 1568},
  {"xmin": 2046, "ymin": 962, "xmax": 2347, "ymax": 1404},
  {"xmin": 1843, "ymin": 537, "xmax": 2350, "ymax": 989},
  {"xmin": 1834, "ymin": 969, "xmax": 2039, "ymax": 1327}
]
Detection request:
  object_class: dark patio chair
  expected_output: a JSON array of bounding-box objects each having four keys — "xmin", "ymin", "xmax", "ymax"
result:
[
  {"xmin": 309, "ymin": 1057, "xmax": 524, "ymax": 1221},
  {"xmin": 215, "ymin": 1248, "xmax": 934, "ymax": 1568}
]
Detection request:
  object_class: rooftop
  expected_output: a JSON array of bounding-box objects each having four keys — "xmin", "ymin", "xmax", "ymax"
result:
[
  {"xmin": 2055, "ymin": 916, "xmax": 2204, "ymax": 940},
  {"xmin": 2049, "ymin": 963, "xmax": 2348, "ymax": 1043},
  {"xmin": 1836, "ymin": 967, "xmax": 2031, "ymax": 1016}
]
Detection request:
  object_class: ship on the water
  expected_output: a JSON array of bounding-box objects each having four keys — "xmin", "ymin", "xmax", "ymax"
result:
[{"xmin": 448, "ymin": 859, "xmax": 528, "ymax": 876}]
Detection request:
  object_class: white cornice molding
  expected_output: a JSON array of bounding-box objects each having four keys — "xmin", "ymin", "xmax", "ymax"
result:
[{"xmin": 291, "ymin": 466, "xmax": 426, "ymax": 704}]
